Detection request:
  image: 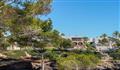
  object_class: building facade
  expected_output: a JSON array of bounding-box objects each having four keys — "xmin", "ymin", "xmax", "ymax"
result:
[
  {"xmin": 92, "ymin": 37, "xmax": 116, "ymax": 52},
  {"xmin": 71, "ymin": 37, "xmax": 86, "ymax": 49}
]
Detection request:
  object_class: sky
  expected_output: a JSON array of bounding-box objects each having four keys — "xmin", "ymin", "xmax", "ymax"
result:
[{"xmin": 41, "ymin": 0, "xmax": 120, "ymax": 38}]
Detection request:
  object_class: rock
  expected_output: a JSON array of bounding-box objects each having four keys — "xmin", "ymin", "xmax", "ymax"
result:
[
  {"xmin": 7, "ymin": 61, "xmax": 33, "ymax": 70},
  {"xmin": 0, "ymin": 53, "xmax": 7, "ymax": 58},
  {"xmin": 0, "ymin": 58, "xmax": 33, "ymax": 70},
  {"xmin": 25, "ymin": 51, "xmax": 32, "ymax": 58}
]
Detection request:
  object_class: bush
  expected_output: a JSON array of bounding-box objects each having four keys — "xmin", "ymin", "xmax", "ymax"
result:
[
  {"xmin": 109, "ymin": 49, "xmax": 120, "ymax": 60},
  {"xmin": 56, "ymin": 53, "xmax": 100, "ymax": 70}
]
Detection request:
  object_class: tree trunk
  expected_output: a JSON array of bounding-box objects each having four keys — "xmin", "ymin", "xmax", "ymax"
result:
[{"xmin": 42, "ymin": 54, "xmax": 45, "ymax": 70}]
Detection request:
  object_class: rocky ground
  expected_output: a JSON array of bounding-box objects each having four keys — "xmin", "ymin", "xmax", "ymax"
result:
[
  {"xmin": 0, "ymin": 52, "xmax": 120, "ymax": 70},
  {"xmin": 0, "ymin": 57, "xmax": 57, "ymax": 70},
  {"xmin": 96, "ymin": 53, "xmax": 120, "ymax": 70},
  {"xmin": 0, "ymin": 58, "xmax": 32, "ymax": 70}
]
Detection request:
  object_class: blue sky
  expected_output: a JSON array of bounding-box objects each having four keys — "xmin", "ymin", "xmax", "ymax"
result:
[{"xmin": 41, "ymin": 0, "xmax": 119, "ymax": 37}]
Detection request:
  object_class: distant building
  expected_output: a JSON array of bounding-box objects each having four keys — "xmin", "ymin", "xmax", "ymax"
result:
[{"xmin": 71, "ymin": 37, "xmax": 86, "ymax": 49}]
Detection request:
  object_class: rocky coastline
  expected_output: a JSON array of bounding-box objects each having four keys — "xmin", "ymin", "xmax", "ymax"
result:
[{"xmin": 0, "ymin": 57, "xmax": 120, "ymax": 70}]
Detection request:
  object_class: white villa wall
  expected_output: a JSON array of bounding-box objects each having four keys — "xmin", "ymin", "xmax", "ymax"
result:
[
  {"xmin": 96, "ymin": 46, "xmax": 113, "ymax": 52},
  {"xmin": 7, "ymin": 45, "xmax": 20, "ymax": 50}
]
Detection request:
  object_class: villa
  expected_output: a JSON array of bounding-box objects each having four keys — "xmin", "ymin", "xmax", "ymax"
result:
[
  {"xmin": 71, "ymin": 37, "xmax": 87, "ymax": 49},
  {"xmin": 92, "ymin": 37, "xmax": 116, "ymax": 52}
]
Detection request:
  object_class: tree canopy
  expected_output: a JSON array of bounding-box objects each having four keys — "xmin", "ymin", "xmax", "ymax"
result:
[{"xmin": 0, "ymin": 0, "xmax": 61, "ymax": 48}]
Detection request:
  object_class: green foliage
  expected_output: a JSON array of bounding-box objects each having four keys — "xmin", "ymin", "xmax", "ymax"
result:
[
  {"xmin": 99, "ymin": 33, "xmax": 109, "ymax": 45},
  {"xmin": 1, "ymin": 50, "xmax": 26, "ymax": 59},
  {"xmin": 0, "ymin": 30, "xmax": 3, "ymax": 38},
  {"xmin": 60, "ymin": 38, "xmax": 72, "ymax": 48},
  {"xmin": 99, "ymin": 38, "xmax": 109, "ymax": 45},
  {"xmin": 77, "ymin": 54, "xmax": 99, "ymax": 68},
  {"xmin": 40, "ymin": 19, "xmax": 53, "ymax": 32},
  {"xmin": 43, "ymin": 30, "xmax": 62, "ymax": 47},
  {"xmin": 109, "ymin": 49, "xmax": 120, "ymax": 60},
  {"xmin": 56, "ymin": 53, "xmax": 100, "ymax": 70},
  {"xmin": 44, "ymin": 49, "xmax": 101, "ymax": 70},
  {"xmin": 1, "ymin": 50, "xmax": 39, "ymax": 59},
  {"xmin": 57, "ymin": 55, "xmax": 79, "ymax": 70},
  {"xmin": 45, "ymin": 50, "xmax": 60, "ymax": 60},
  {"xmin": 109, "ymin": 37, "xmax": 120, "ymax": 47},
  {"xmin": 0, "ymin": 0, "xmax": 64, "ymax": 49}
]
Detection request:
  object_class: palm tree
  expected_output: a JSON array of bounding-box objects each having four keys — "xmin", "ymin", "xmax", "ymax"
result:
[
  {"xmin": 99, "ymin": 33, "xmax": 109, "ymax": 45},
  {"xmin": 100, "ymin": 33, "xmax": 107, "ymax": 39},
  {"xmin": 113, "ymin": 31, "xmax": 119, "ymax": 39}
]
